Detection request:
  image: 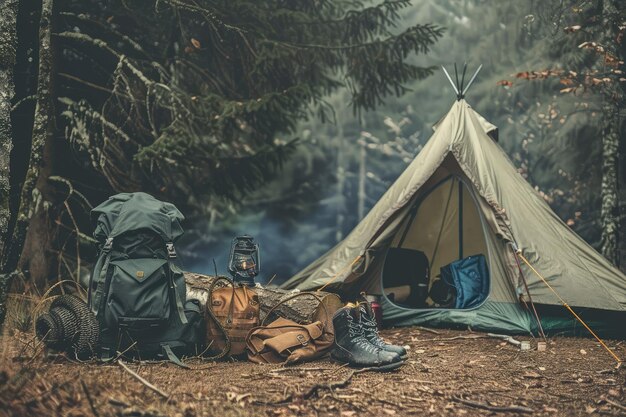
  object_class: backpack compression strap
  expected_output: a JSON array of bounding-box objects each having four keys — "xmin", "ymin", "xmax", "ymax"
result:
[
  {"xmin": 162, "ymin": 344, "xmax": 190, "ymax": 369},
  {"xmin": 91, "ymin": 237, "xmax": 114, "ymax": 316},
  {"xmin": 166, "ymin": 243, "xmax": 188, "ymax": 325}
]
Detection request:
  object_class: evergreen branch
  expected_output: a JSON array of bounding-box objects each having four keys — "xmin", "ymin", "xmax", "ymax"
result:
[{"xmin": 257, "ymin": 23, "xmax": 443, "ymax": 51}]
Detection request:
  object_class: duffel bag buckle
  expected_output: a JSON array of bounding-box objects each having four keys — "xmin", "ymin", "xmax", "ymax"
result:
[{"xmin": 296, "ymin": 334, "xmax": 308, "ymax": 346}]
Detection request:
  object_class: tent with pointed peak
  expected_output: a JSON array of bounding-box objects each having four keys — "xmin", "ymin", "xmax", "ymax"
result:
[{"xmin": 281, "ymin": 99, "xmax": 626, "ymax": 336}]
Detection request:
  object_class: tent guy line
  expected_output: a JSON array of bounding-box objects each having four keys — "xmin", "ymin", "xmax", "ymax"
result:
[{"xmin": 516, "ymin": 251, "xmax": 622, "ymax": 365}]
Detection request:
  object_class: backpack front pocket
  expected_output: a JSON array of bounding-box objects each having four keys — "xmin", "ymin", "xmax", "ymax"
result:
[{"xmin": 105, "ymin": 258, "xmax": 171, "ymax": 330}]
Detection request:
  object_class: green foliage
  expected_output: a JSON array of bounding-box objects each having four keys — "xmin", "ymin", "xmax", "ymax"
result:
[{"xmin": 57, "ymin": 0, "xmax": 443, "ymax": 212}]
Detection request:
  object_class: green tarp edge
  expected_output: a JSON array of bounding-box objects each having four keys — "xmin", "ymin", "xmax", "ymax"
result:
[
  {"xmin": 382, "ymin": 299, "xmax": 533, "ymax": 334},
  {"xmin": 382, "ymin": 299, "xmax": 626, "ymax": 338}
]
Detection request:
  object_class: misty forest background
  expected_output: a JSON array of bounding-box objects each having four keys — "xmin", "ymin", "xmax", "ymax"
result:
[{"xmin": 0, "ymin": 0, "xmax": 624, "ymax": 324}]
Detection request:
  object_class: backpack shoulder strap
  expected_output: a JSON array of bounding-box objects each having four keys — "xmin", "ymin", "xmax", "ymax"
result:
[
  {"xmin": 89, "ymin": 199, "xmax": 133, "ymax": 315},
  {"xmin": 90, "ymin": 237, "xmax": 114, "ymax": 316}
]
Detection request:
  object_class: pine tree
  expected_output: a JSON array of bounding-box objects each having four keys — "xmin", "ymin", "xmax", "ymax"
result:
[
  {"xmin": 57, "ymin": 0, "xmax": 443, "ymax": 210},
  {"xmin": 0, "ymin": 0, "xmax": 443, "ymax": 324}
]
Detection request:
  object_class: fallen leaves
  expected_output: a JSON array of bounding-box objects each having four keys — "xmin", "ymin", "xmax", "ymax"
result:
[{"xmin": 515, "ymin": 70, "xmax": 563, "ymax": 80}]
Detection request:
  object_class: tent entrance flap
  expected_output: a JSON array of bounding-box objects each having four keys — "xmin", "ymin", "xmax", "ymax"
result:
[{"xmin": 382, "ymin": 175, "xmax": 490, "ymax": 310}]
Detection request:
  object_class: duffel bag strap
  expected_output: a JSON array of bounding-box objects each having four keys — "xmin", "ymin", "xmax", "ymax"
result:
[
  {"xmin": 262, "ymin": 291, "xmax": 330, "ymax": 328},
  {"xmin": 203, "ymin": 277, "xmax": 235, "ymax": 360}
]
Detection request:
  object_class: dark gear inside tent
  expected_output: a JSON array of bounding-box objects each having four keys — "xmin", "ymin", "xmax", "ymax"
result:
[{"xmin": 382, "ymin": 165, "xmax": 490, "ymax": 310}]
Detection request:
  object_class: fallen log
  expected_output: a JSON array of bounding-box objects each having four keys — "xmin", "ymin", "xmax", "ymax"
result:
[{"xmin": 184, "ymin": 272, "xmax": 344, "ymax": 327}]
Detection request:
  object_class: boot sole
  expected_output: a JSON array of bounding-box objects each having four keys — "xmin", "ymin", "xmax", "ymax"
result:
[{"xmin": 330, "ymin": 353, "xmax": 405, "ymax": 372}]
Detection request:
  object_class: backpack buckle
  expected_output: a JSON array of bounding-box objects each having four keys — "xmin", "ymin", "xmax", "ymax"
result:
[
  {"xmin": 166, "ymin": 243, "xmax": 177, "ymax": 259},
  {"xmin": 103, "ymin": 238, "xmax": 113, "ymax": 252}
]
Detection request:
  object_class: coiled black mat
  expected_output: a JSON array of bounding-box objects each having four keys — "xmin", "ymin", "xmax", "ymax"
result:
[{"xmin": 35, "ymin": 295, "xmax": 99, "ymax": 358}]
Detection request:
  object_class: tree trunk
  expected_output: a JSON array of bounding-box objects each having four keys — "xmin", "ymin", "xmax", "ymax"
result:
[
  {"xmin": 600, "ymin": 107, "xmax": 619, "ymax": 265},
  {"xmin": 335, "ymin": 124, "xmax": 345, "ymax": 243},
  {"xmin": 184, "ymin": 272, "xmax": 343, "ymax": 326},
  {"xmin": 357, "ymin": 140, "xmax": 366, "ymax": 220},
  {"xmin": 599, "ymin": 0, "xmax": 620, "ymax": 266},
  {"xmin": 0, "ymin": 0, "xmax": 19, "ymax": 326},
  {"xmin": 1, "ymin": 0, "xmax": 57, "ymax": 288},
  {"xmin": 0, "ymin": 0, "xmax": 18, "ymax": 257}
]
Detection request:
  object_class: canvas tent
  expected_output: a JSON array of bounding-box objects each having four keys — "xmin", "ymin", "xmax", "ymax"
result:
[{"xmin": 281, "ymin": 99, "xmax": 626, "ymax": 336}]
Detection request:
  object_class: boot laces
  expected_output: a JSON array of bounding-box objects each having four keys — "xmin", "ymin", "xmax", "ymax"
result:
[
  {"xmin": 348, "ymin": 320, "xmax": 379, "ymax": 354},
  {"xmin": 363, "ymin": 315, "xmax": 378, "ymax": 333},
  {"xmin": 362, "ymin": 315, "xmax": 387, "ymax": 347}
]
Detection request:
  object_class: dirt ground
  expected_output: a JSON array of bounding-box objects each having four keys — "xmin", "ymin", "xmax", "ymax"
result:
[{"xmin": 1, "ymin": 324, "xmax": 625, "ymax": 417}]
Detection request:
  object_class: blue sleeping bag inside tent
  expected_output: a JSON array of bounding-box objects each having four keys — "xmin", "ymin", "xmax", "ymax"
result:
[{"xmin": 440, "ymin": 255, "xmax": 489, "ymax": 309}]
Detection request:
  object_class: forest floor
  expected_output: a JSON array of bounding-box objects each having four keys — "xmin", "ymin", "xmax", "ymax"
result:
[{"xmin": 1, "ymin": 322, "xmax": 625, "ymax": 417}]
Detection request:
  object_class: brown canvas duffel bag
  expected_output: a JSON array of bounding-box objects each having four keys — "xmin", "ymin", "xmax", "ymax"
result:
[
  {"xmin": 246, "ymin": 292, "xmax": 334, "ymax": 364},
  {"xmin": 205, "ymin": 277, "xmax": 259, "ymax": 359}
]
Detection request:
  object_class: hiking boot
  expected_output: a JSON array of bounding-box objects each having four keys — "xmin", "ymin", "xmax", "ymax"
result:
[
  {"xmin": 331, "ymin": 307, "xmax": 404, "ymax": 372},
  {"xmin": 355, "ymin": 303, "xmax": 408, "ymax": 359}
]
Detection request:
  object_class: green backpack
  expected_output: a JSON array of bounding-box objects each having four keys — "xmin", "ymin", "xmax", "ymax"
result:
[{"xmin": 89, "ymin": 192, "xmax": 204, "ymax": 365}]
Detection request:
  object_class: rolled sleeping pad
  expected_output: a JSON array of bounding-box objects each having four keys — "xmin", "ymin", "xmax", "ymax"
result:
[
  {"xmin": 35, "ymin": 312, "xmax": 65, "ymax": 350},
  {"xmin": 35, "ymin": 295, "xmax": 99, "ymax": 358}
]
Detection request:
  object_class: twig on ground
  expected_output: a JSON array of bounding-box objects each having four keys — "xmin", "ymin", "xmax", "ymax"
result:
[
  {"xmin": 118, "ymin": 360, "xmax": 169, "ymax": 399},
  {"xmin": 415, "ymin": 326, "xmax": 440, "ymax": 335},
  {"xmin": 401, "ymin": 395, "xmax": 425, "ymax": 402},
  {"xmin": 605, "ymin": 399, "xmax": 626, "ymax": 412},
  {"xmin": 112, "ymin": 342, "xmax": 138, "ymax": 362},
  {"xmin": 413, "ymin": 335, "xmax": 488, "ymax": 343},
  {"xmin": 255, "ymin": 367, "xmax": 375, "ymax": 405},
  {"xmin": 487, "ymin": 333, "xmax": 522, "ymax": 347},
  {"xmin": 329, "ymin": 363, "xmax": 350, "ymax": 375},
  {"xmin": 108, "ymin": 398, "xmax": 130, "ymax": 408},
  {"xmin": 16, "ymin": 331, "xmax": 44, "ymax": 361},
  {"xmin": 81, "ymin": 380, "xmax": 100, "ymax": 417},
  {"xmin": 451, "ymin": 395, "xmax": 534, "ymax": 414},
  {"xmin": 26, "ymin": 333, "xmax": 49, "ymax": 365},
  {"xmin": 269, "ymin": 366, "xmax": 336, "ymax": 373}
]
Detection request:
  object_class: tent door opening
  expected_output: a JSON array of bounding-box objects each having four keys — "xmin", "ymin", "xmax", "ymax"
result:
[{"xmin": 381, "ymin": 175, "xmax": 490, "ymax": 310}]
